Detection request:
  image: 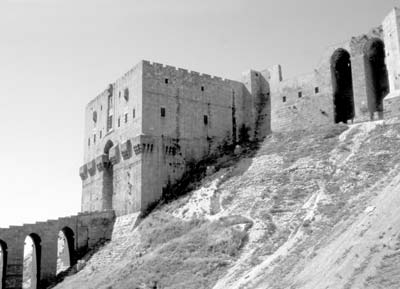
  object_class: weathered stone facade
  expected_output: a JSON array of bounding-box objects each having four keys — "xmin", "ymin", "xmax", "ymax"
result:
[
  {"xmin": 80, "ymin": 7, "xmax": 400, "ymax": 217},
  {"xmin": 80, "ymin": 61, "xmax": 268, "ymax": 216},
  {"xmin": 1, "ymin": 6, "xmax": 400, "ymax": 289}
]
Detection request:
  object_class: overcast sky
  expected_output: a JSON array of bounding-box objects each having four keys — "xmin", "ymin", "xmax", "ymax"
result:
[{"xmin": 0, "ymin": 0, "xmax": 398, "ymax": 227}]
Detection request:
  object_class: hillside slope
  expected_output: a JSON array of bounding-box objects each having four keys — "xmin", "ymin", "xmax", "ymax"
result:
[{"xmin": 53, "ymin": 119, "xmax": 400, "ymax": 289}]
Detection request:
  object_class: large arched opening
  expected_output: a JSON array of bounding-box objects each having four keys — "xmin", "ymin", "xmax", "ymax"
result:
[
  {"xmin": 23, "ymin": 234, "xmax": 41, "ymax": 289},
  {"xmin": 364, "ymin": 38, "xmax": 389, "ymax": 120},
  {"xmin": 0, "ymin": 240, "xmax": 7, "ymax": 289},
  {"xmin": 331, "ymin": 48, "xmax": 355, "ymax": 123},
  {"xmin": 103, "ymin": 140, "xmax": 114, "ymax": 210},
  {"xmin": 56, "ymin": 227, "xmax": 75, "ymax": 275}
]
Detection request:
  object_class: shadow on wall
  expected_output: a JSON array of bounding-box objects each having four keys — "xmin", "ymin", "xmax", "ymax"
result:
[
  {"xmin": 0, "ymin": 240, "xmax": 7, "ymax": 289},
  {"xmin": 363, "ymin": 38, "xmax": 389, "ymax": 120},
  {"xmin": 331, "ymin": 48, "xmax": 355, "ymax": 124},
  {"xmin": 142, "ymin": 138, "xmax": 259, "ymax": 217}
]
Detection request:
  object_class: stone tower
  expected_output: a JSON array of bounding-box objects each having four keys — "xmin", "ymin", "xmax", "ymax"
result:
[{"xmin": 79, "ymin": 61, "xmax": 268, "ymax": 216}]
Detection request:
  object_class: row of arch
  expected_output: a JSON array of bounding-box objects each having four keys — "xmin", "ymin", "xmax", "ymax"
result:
[
  {"xmin": 0, "ymin": 227, "xmax": 75, "ymax": 289},
  {"xmin": 330, "ymin": 37, "xmax": 389, "ymax": 123}
]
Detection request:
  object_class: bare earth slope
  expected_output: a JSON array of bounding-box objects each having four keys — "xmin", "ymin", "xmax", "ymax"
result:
[{"xmin": 53, "ymin": 119, "xmax": 400, "ymax": 289}]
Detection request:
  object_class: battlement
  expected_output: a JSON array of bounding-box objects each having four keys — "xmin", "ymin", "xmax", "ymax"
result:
[{"xmin": 142, "ymin": 59, "xmax": 232, "ymax": 83}]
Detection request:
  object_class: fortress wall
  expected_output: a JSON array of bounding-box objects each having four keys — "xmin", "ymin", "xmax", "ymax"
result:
[
  {"xmin": 241, "ymin": 70, "xmax": 271, "ymax": 139},
  {"xmin": 139, "ymin": 61, "xmax": 256, "ymax": 209},
  {"xmin": 267, "ymin": 26, "xmax": 388, "ymax": 132},
  {"xmin": 0, "ymin": 211, "xmax": 115, "ymax": 289},
  {"xmin": 141, "ymin": 60, "xmax": 250, "ymax": 144},
  {"xmin": 268, "ymin": 68, "xmax": 334, "ymax": 132}
]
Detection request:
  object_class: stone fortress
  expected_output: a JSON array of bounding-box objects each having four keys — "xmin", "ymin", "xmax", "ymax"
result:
[
  {"xmin": 1, "ymin": 6, "xmax": 400, "ymax": 289},
  {"xmin": 79, "ymin": 8, "xmax": 400, "ymax": 217}
]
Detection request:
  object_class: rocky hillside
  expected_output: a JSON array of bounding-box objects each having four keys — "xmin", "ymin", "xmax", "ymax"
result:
[{"xmin": 53, "ymin": 118, "xmax": 400, "ymax": 289}]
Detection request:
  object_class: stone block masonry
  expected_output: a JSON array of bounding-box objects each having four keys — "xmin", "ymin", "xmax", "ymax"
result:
[
  {"xmin": 81, "ymin": 60, "xmax": 268, "ymax": 217},
  {"xmin": 79, "ymin": 7, "xmax": 400, "ymax": 218},
  {"xmin": 2, "ymin": 4, "xmax": 400, "ymax": 289},
  {"xmin": 0, "ymin": 211, "xmax": 115, "ymax": 289}
]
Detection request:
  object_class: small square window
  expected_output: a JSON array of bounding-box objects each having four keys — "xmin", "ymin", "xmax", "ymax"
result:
[
  {"xmin": 315, "ymin": 87, "xmax": 319, "ymax": 94},
  {"xmin": 282, "ymin": 96, "xmax": 287, "ymax": 103},
  {"xmin": 298, "ymin": 91, "xmax": 302, "ymax": 98},
  {"xmin": 161, "ymin": 107, "xmax": 166, "ymax": 117},
  {"xmin": 124, "ymin": 113, "xmax": 128, "ymax": 123},
  {"xmin": 255, "ymin": 73, "xmax": 259, "ymax": 77},
  {"xmin": 118, "ymin": 117, "xmax": 121, "ymax": 127},
  {"xmin": 204, "ymin": 115, "xmax": 208, "ymax": 125},
  {"xmin": 124, "ymin": 88, "xmax": 129, "ymax": 101},
  {"xmin": 165, "ymin": 78, "xmax": 169, "ymax": 84},
  {"xmin": 201, "ymin": 86, "xmax": 205, "ymax": 91},
  {"xmin": 133, "ymin": 108, "xmax": 136, "ymax": 119}
]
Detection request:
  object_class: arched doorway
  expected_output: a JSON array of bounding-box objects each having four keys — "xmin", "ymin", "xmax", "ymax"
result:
[
  {"xmin": 331, "ymin": 48, "xmax": 355, "ymax": 123},
  {"xmin": 23, "ymin": 234, "xmax": 41, "ymax": 289},
  {"xmin": 56, "ymin": 227, "xmax": 75, "ymax": 275},
  {"xmin": 0, "ymin": 240, "xmax": 7, "ymax": 289},
  {"xmin": 364, "ymin": 38, "xmax": 389, "ymax": 120},
  {"xmin": 103, "ymin": 140, "xmax": 114, "ymax": 210}
]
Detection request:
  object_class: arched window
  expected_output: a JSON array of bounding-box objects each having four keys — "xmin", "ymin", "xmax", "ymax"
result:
[
  {"xmin": 102, "ymin": 140, "xmax": 114, "ymax": 210},
  {"xmin": 23, "ymin": 234, "xmax": 41, "ymax": 289},
  {"xmin": 331, "ymin": 48, "xmax": 355, "ymax": 123},
  {"xmin": 57, "ymin": 227, "xmax": 75, "ymax": 275},
  {"xmin": 364, "ymin": 38, "xmax": 389, "ymax": 120}
]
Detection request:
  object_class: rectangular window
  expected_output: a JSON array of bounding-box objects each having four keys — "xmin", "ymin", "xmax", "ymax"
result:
[
  {"xmin": 107, "ymin": 115, "xmax": 113, "ymax": 131},
  {"xmin": 118, "ymin": 117, "xmax": 121, "ymax": 127},
  {"xmin": 298, "ymin": 91, "xmax": 302, "ymax": 98},
  {"xmin": 100, "ymin": 130, "xmax": 102, "ymax": 138},
  {"xmin": 282, "ymin": 96, "xmax": 287, "ymax": 103},
  {"xmin": 315, "ymin": 87, "xmax": 319, "ymax": 94},
  {"xmin": 201, "ymin": 86, "xmax": 205, "ymax": 91},
  {"xmin": 93, "ymin": 134, "xmax": 96, "ymax": 144},
  {"xmin": 124, "ymin": 113, "xmax": 128, "ymax": 123},
  {"xmin": 107, "ymin": 95, "xmax": 113, "ymax": 131},
  {"xmin": 161, "ymin": 107, "xmax": 166, "ymax": 117},
  {"xmin": 165, "ymin": 78, "xmax": 169, "ymax": 84},
  {"xmin": 88, "ymin": 138, "xmax": 90, "ymax": 147},
  {"xmin": 204, "ymin": 115, "xmax": 208, "ymax": 125},
  {"xmin": 133, "ymin": 108, "xmax": 136, "ymax": 119}
]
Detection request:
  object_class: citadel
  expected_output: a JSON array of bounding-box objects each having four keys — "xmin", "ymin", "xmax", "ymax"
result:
[{"xmin": 1, "ymin": 7, "xmax": 400, "ymax": 289}]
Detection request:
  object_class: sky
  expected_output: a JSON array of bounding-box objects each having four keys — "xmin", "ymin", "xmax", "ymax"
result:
[{"xmin": 0, "ymin": 0, "xmax": 398, "ymax": 227}]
